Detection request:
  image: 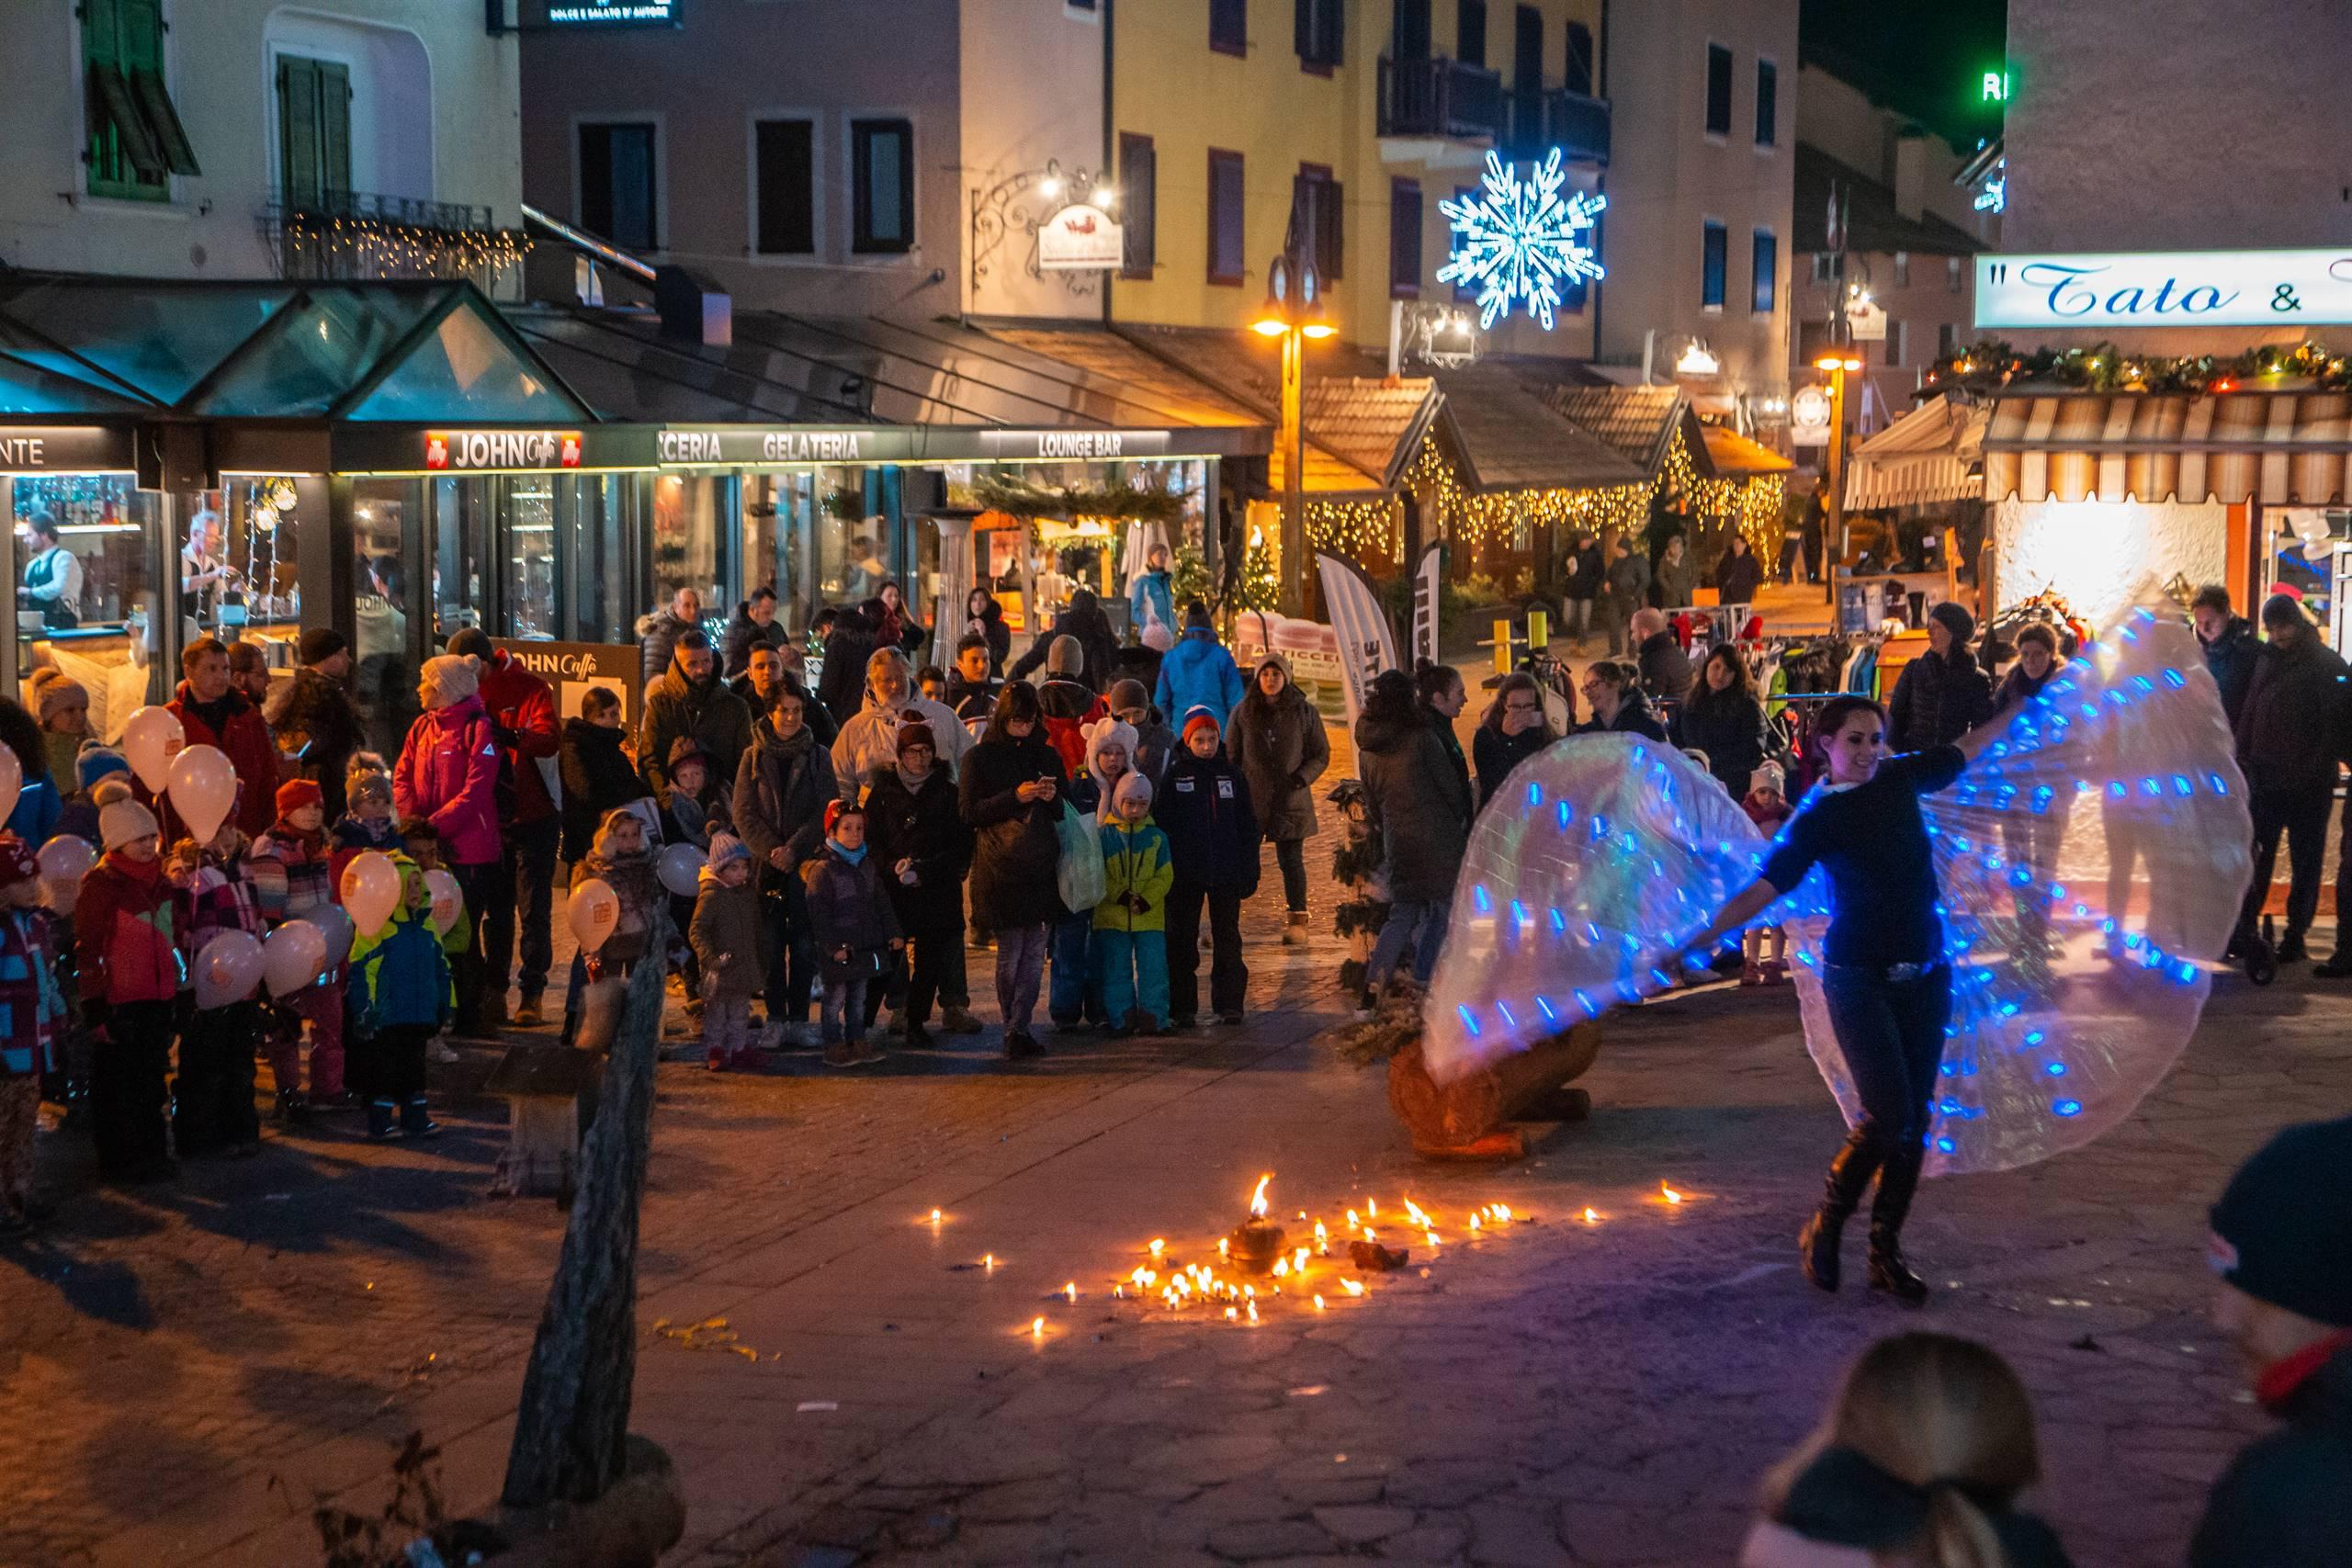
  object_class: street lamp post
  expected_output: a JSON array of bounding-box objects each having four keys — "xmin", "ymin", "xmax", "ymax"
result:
[
  {"xmin": 1814, "ymin": 352, "xmax": 1860, "ymax": 614},
  {"xmin": 1252, "ymin": 255, "xmax": 1333, "ymax": 617}
]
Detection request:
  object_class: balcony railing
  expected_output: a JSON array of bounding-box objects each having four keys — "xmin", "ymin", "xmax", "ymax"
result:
[
  {"xmin": 1510, "ymin": 89, "xmax": 1612, "ymax": 166},
  {"xmin": 1379, "ymin": 55, "xmax": 1506, "ymax": 142},
  {"xmin": 258, "ymin": 188, "xmax": 529, "ymax": 299}
]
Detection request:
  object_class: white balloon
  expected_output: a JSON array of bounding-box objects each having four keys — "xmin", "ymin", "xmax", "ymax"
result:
[
  {"xmin": 0, "ymin": 747, "xmax": 18, "ymax": 828},
  {"xmin": 424, "ymin": 868, "xmax": 463, "ymax": 935},
  {"xmin": 193, "ymin": 930, "xmax": 266, "ymax": 1009},
  {"xmin": 264, "ymin": 919, "xmax": 329, "ymax": 997},
  {"xmin": 166, "ymin": 744, "xmax": 238, "ymax": 845},
  {"xmin": 304, "ymin": 903, "xmax": 356, "ymax": 969},
  {"xmin": 121, "ymin": 705, "xmax": 185, "ymax": 792},
  {"xmin": 569, "ymin": 878, "xmax": 620, "ymax": 954},
  {"xmin": 656, "ymin": 841, "xmax": 707, "ymax": 898},
  {"xmin": 341, "ymin": 850, "xmax": 401, "ymax": 938},
  {"xmin": 35, "ymin": 835, "xmax": 95, "ymax": 916}
]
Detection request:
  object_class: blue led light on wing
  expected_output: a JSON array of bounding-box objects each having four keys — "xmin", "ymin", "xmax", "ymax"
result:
[
  {"xmin": 1527, "ymin": 780, "xmax": 1543, "ymax": 807},
  {"xmin": 2046, "ymin": 1061, "xmax": 2067, "ymax": 1076},
  {"xmin": 1458, "ymin": 1005, "xmax": 1480, "ymax": 1035},
  {"xmin": 2053, "ymin": 1099, "xmax": 2082, "ymax": 1117}
]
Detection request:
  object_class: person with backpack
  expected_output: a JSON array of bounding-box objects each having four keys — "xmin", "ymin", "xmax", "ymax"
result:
[{"xmin": 391, "ymin": 654, "xmax": 502, "ymax": 1037}]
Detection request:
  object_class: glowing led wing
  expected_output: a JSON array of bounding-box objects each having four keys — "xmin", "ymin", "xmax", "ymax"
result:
[
  {"xmin": 1422, "ymin": 736, "xmax": 1770, "ymax": 1081},
  {"xmin": 1787, "ymin": 601, "xmax": 2252, "ymax": 1174},
  {"xmin": 1435, "ymin": 149, "xmax": 1607, "ymax": 331}
]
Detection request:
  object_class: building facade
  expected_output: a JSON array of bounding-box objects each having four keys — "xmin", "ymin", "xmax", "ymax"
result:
[
  {"xmin": 1598, "ymin": 0, "xmax": 1798, "ymax": 425},
  {"xmin": 0, "ymin": 0, "xmax": 524, "ymax": 290}
]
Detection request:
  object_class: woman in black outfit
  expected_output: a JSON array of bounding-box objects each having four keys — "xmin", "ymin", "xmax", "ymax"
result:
[
  {"xmin": 1574, "ymin": 661, "xmax": 1669, "ymax": 742},
  {"xmin": 1713, "ymin": 533, "xmax": 1764, "ymax": 609},
  {"xmin": 1887, "ymin": 602, "xmax": 1995, "ymax": 751},
  {"xmin": 1676, "ymin": 694, "xmax": 2000, "ymax": 1304},
  {"xmin": 1472, "ymin": 671, "xmax": 1561, "ymax": 807},
  {"xmin": 958, "ymin": 682, "xmax": 1069, "ymax": 1059},
  {"xmin": 966, "ymin": 588, "xmax": 1012, "ymax": 677},
  {"xmin": 1673, "ymin": 645, "xmax": 1768, "ymax": 798}
]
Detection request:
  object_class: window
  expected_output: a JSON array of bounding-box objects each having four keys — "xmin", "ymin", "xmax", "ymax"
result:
[
  {"xmin": 1295, "ymin": 0, "xmax": 1342, "ymax": 70},
  {"xmin": 1294, "ymin": 164, "xmax": 1343, "ymax": 281},
  {"xmin": 1894, "ymin": 250, "xmax": 1910, "ymax": 287},
  {"xmin": 1754, "ymin": 59, "xmax": 1777, "ymax": 146},
  {"xmin": 275, "ymin": 54, "xmax": 350, "ymax": 209},
  {"xmin": 578, "ymin": 121, "xmax": 658, "ymax": 251},
  {"xmin": 1207, "ymin": 149, "xmax": 1245, "ymax": 286},
  {"xmin": 1389, "ymin": 178, "xmax": 1421, "ymax": 299},
  {"xmin": 1565, "ymin": 20, "xmax": 1594, "ymax": 96},
  {"xmin": 850, "ymin": 117, "xmax": 914, "ymax": 254},
  {"xmin": 753, "ymin": 118, "xmax": 815, "ymax": 255},
  {"xmin": 1702, "ymin": 220, "xmax": 1726, "ymax": 309},
  {"xmin": 1457, "ymin": 0, "xmax": 1486, "ymax": 66},
  {"xmin": 1210, "ymin": 0, "xmax": 1247, "ymax": 55},
  {"xmin": 1810, "ymin": 252, "xmax": 1843, "ymax": 285},
  {"xmin": 1751, "ymin": 228, "xmax": 1775, "ymax": 313},
  {"xmin": 1890, "ymin": 319, "xmax": 1908, "ymax": 367},
  {"xmin": 1120, "ymin": 132, "xmax": 1156, "ymax": 278},
  {"xmin": 1395, "ymin": 0, "xmax": 1431, "ymax": 60},
  {"xmin": 1704, "ymin": 43, "xmax": 1733, "ymax": 137},
  {"xmin": 84, "ymin": 0, "xmax": 199, "ymax": 201},
  {"xmin": 1947, "ymin": 254, "xmax": 1963, "ymax": 293},
  {"xmin": 1513, "ymin": 6, "xmax": 1544, "ymax": 142},
  {"xmin": 1938, "ymin": 321, "xmax": 1960, "ymax": 359}
]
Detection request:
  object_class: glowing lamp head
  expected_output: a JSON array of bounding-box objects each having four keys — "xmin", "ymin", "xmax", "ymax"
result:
[
  {"xmin": 1250, "ymin": 316, "xmax": 1290, "ymax": 338},
  {"xmin": 1037, "ymin": 175, "xmax": 1063, "ymax": 199},
  {"xmin": 1299, "ymin": 319, "xmax": 1337, "ymax": 340},
  {"xmin": 1091, "ymin": 185, "xmax": 1117, "ymax": 209}
]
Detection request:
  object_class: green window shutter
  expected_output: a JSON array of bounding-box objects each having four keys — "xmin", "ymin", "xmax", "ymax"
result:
[
  {"xmin": 278, "ymin": 55, "xmax": 320, "ymax": 205},
  {"xmin": 93, "ymin": 62, "xmax": 164, "ymax": 180},
  {"xmin": 82, "ymin": 0, "xmax": 120, "ymax": 66},
  {"xmin": 318, "ymin": 60, "xmax": 351, "ymax": 200},
  {"xmin": 130, "ymin": 66, "xmax": 199, "ymax": 175}
]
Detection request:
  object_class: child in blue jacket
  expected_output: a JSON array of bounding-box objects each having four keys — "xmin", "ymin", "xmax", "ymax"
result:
[
  {"xmin": 348, "ymin": 852, "xmax": 454, "ymax": 1140},
  {"xmin": 1157, "ymin": 708, "xmax": 1259, "ymax": 1026}
]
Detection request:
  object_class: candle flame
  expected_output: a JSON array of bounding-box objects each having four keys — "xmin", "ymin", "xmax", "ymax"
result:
[
  {"xmin": 1148, "ymin": 1238, "xmax": 1166, "ymax": 1258},
  {"xmin": 1314, "ymin": 1220, "xmax": 1329, "ymax": 1241},
  {"xmin": 1495, "ymin": 1204, "xmax": 1513, "ymax": 1222},
  {"xmin": 1246, "ymin": 1301, "xmax": 1259, "ymax": 1323},
  {"xmin": 1250, "ymin": 1174, "xmax": 1272, "ymax": 1217},
  {"xmin": 1662, "ymin": 1184, "xmax": 1683, "ymax": 1204},
  {"xmin": 929, "ymin": 1208, "xmax": 942, "ymax": 1223},
  {"xmin": 1425, "ymin": 1231, "xmax": 1441, "ymax": 1248},
  {"xmin": 1272, "ymin": 1258, "xmax": 1289, "ymax": 1277},
  {"xmin": 1366, "ymin": 1199, "xmax": 1378, "ymax": 1217},
  {"xmin": 1292, "ymin": 1247, "xmax": 1309, "ymax": 1270},
  {"xmin": 1225, "ymin": 1306, "xmax": 1238, "ymax": 1321},
  {"xmin": 1583, "ymin": 1207, "xmax": 1599, "ymax": 1223},
  {"xmin": 1031, "ymin": 1316, "xmax": 1044, "ymax": 1337},
  {"xmin": 1217, "ymin": 1237, "xmax": 1230, "ymax": 1258},
  {"xmin": 1313, "ymin": 1293, "xmax": 1326, "ymax": 1310},
  {"xmin": 1345, "ymin": 1209, "xmax": 1362, "ymax": 1230},
  {"xmin": 1065, "ymin": 1281, "xmax": 1077, "ymax": 1302},
  {"xmin": 983, "ymin": 1254, "xmax": 995, "ymax": 1269},
  {"xmin": 1469, "ymin": 1214, "xmax": 1482, "ymax": 1231},
  {"xmin": 1340, "ymin": 1279, "xmax": 1364, "ymax": 1296}
]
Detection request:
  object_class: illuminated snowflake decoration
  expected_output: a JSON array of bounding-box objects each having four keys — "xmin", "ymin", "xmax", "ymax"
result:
[{"xmin": 1436, "ymin": 149, "xmax": 1607, "ymax": 331}]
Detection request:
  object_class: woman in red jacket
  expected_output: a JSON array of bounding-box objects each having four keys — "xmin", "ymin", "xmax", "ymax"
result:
[
  {"xmin": 74, "ymin": 781, "xmax": 183, "ymax": 1183},
  {"xmin": 392, "ymin": 654, "xmax": 502, "ymax": 1034}
]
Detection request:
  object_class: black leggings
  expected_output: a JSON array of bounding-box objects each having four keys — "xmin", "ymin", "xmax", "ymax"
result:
[
  {"xmin": 1820, "ymin": 963, "xmax": 1951, "ymax": 1163},
  {"xmin": 1272, "ymin": 837, "xmax": 1307, "ymax": 913}
]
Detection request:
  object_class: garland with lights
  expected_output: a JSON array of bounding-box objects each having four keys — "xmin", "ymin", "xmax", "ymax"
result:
[
  {"xmin": 971, "ymin": 476, "xmax": 1186, "ymax": 525},
  {"xmin": 1304, "ymin": 497, "xmax": 1402, "ymax": 559},
  {"xmin": 272, "ymin": 213, "xmax": 531, "ymax": 284},
  {"xmin": 1921, "ymin": 338, "xmax": 2352, "ymax": 398}
]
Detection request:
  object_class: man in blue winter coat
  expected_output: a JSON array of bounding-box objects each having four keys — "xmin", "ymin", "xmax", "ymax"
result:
[{"xmin": 1155, "ymin": 602, "xmax": 1244, "ymax": 729}]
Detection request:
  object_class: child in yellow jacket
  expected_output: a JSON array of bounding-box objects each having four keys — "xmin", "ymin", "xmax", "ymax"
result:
[{"xmin": 1091, "ymin": 773, "xmax": 1173, "ymax": 1036}]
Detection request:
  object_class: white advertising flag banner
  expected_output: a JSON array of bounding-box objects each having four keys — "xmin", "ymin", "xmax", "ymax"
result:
[
  {"xmin": 1411, "ymin": 544, "xmax": 1443, "ymax": 670},
  {"xmin": 1315, "ymin": 553, "xmax": 1398, "ymax": 725},
  {"xmin": 1975, "ymin": 248, "xmax": 2352, "ymax": 331}
]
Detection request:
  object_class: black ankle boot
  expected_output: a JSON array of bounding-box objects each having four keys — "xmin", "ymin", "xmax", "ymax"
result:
[
  {"xmin": 1865, "ymin": 1141, "xmax": 1929, "ymax": 1306},
  {"xmin": 1801, "ymin": 1134, "xmax": 1880, "ymax": 1292}
]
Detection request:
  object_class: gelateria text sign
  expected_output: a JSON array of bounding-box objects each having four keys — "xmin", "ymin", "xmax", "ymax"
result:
[{"xmin": 1976, "ymin": 249, "xmax": 2352, "ymax": 330}]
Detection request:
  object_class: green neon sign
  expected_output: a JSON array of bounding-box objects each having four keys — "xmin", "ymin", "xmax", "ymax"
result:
[{"xmin": 1981, "ymin": 70, "xmax": 2010, "ymax": 102}]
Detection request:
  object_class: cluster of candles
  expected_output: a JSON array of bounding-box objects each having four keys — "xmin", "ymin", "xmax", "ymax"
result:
[{"xmin": 933, "ymin": 1177, "xmax": 1697, "ymax": 1342}]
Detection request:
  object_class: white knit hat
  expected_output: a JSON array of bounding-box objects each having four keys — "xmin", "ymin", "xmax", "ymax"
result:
[
  {"xmin": 420, "ymin": 653, "xmax": 480, "ymax": 705},
  {"xmin": 95, "ymin": 778, "xmax": 158, "ymax": 852}
]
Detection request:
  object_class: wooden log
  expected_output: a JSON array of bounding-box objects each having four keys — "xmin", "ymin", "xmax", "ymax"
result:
[
  {"xmin": 501, "ymin": 919, "xmax": 671, "ymax": 1511},
  {"xmin": 1385, "ymin": 1021, "xmax": 1600, "ymax": 1151}
]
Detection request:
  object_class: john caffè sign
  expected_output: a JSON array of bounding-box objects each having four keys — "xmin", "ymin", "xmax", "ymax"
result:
[{"xmin": 1976, "ymin": 247, "xmax": 2352, "ymax": 331}]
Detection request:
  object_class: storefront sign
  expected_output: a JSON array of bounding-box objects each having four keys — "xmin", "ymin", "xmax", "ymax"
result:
[
  {"xmin": 0, "ymin": 425, "xmax": 138, "ymax": 474},
  {"xmin": 424, "ymin": 430, "xmax": 583, "ymax": 471},
  {"xmin": 547, "ymin": 0, "xmax": 680, "ymax": 25},
  {"xmin": 491, "ymin": 638, "xmax": 642, "ymax": 723},
  {"xmin": 1976, "ymin": 249, "xmax": 2352, "ymax": 330},
  {"xmin": 1790, "ymin": 386, "xmax": 1833, "ymax": 447},
  {"xmin": 657, "ymin": 428, "xmax": 876, "ymax": 466},
  {"xmin": 1845, "ymin": 297, "xmax": 1887, "ymax": 342},
  {"xmin": 974, "ymin": 429, "xmax": 1169, "ymax": 462},
  {"xmin": 1037, "ymin": 203, "xmax": 1126, "ymax": 272}
]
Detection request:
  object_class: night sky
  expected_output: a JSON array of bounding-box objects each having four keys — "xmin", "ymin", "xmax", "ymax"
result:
[{"xmin": 1799, "ymin": 0, "xmax": 2008, "ymax": 147}]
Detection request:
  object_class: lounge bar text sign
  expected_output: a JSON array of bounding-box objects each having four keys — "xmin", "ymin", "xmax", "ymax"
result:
[{"xmin": 1976, "ymin": 249, "xmax": 2352, "ymax": 330}]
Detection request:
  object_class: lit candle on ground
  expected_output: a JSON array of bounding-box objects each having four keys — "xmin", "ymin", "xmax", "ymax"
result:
[
  {"xmin": 1662, "ymin": 1184, "xmax": 1683, "ymax": 1205},
  {"xmin": 1030, "ymin": 1316, "xmax": 1044, "ymax": 1337}
]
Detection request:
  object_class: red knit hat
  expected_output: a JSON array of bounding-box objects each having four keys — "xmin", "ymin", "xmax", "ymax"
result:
[
  {"xmin": 0, "ymin": 833, "xmax": 36, "ymax": 888},
  {"xmin": 277, "ymin": 778, "xmax": 324, "ymax": 816},
  {"xmin": 1182, "ymin": 706, "xmax": 1223, "ymax": 743}
]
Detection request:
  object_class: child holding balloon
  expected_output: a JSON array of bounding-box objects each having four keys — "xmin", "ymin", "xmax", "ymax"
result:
[
  {"xmin": 0, "ymin": 836, "xmax": 66, "ymax": 1230},
  {"xmin": 167, "ymin": 812, "xmax": 267, "ymax": 1157},
  {"xmin": 248, "ymin": 779, "xmax": 346, "ymax": 1115},
  {"xmin": 347, "ymin": 852, "xmax": 452, "ymax": 1140},
  {"xmin": 74, "ymin": 781, "xmax": 181, "ymax": 1182}
]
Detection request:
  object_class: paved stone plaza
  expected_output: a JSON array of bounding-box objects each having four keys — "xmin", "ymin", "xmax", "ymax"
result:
[{"xmin": 0, "ymin": 856, "xmax": 2343, "ymax": 1566}]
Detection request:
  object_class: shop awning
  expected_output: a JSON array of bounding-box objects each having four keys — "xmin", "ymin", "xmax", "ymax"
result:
[
  {"xmin": 1984, "ymin": 390, "xmax": 2352, "ymax": 504},
  {"xmin": 1844, "ymin": 394, "xmax": 1984, "ymax": 509},
  {"xmin": 1698, "ymin": 424, "xmax": 1795, "ymax": 478},
  {"xmin": 1434, "ymin": 364, "xmax": 1647, "ymax": 491}
]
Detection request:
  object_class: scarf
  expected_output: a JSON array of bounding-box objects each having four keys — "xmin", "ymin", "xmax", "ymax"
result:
[
  {"xmin": 896, "ymin": 763, "xmax": 933, "ymax": 795},
  {"xmin": 266, "ymin": 818, "xmax": 326, "ymax": 856},
  {"xmin": 826, "ymin": 837, "xmax": 867, "ymax": 866}
]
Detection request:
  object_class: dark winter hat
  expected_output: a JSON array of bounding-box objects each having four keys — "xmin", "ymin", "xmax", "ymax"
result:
[
  {"xmin": 2260, "ymin": 592, "xmax": 2308, "ymax": 629},
  {"xmin": 445, "ymin": 626, "xmax": 496, "ymax": 661},
  {"xmin": 896, "ymin": 719, "xmax": 938, "ymax": 755},
  {"xmin": 276, "ymin": 778, "xmax": 323, "ymax": 817},
  {"xmin": 1184, "ymin": 599, "xmax": 1213, "ymax": 629},
  {"xmin": 1928, "ymin": 601, "xmax": 1975, "ymax": 646},
  {"xmin": 2210, "ymin": 1114, "xmax": 2352, "ymax": 1326},
  {"xmin": 297, "ymin": 627, "xmax": 349, "ymax": 666},
  {"xmin": 0, "ymin": 833, "xmax": 36, "ymax": 888},
  {"xmin": 666, "ymin": 736, "xmax": 713, "ymax": 772},
  {"xmin": 1107, "ymin": 679, "xmax": 1150, "ymax": 714},
  {"xmin": 74, "ymin": 740, "xmax": 130, "ymax": 792}
]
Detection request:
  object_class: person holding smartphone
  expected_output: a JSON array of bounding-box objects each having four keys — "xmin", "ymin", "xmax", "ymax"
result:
[{"xmin": 958, "ymin": 683, "xmax": 1069, "ymax": 1059}]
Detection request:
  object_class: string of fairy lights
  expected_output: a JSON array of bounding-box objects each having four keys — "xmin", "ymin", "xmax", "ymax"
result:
[{"xmin": 274, "ymin": 214, "xmax": 532, "ymax": 284}]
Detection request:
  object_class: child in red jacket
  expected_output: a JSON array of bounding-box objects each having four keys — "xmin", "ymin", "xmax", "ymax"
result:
[
  {"xmin": 0, "ymin": 836, "xmax": 66, "ymax": 1230},
  {"xmin": 74, "ymin": 782, "xmax": 181, "ymax": 1182}
]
